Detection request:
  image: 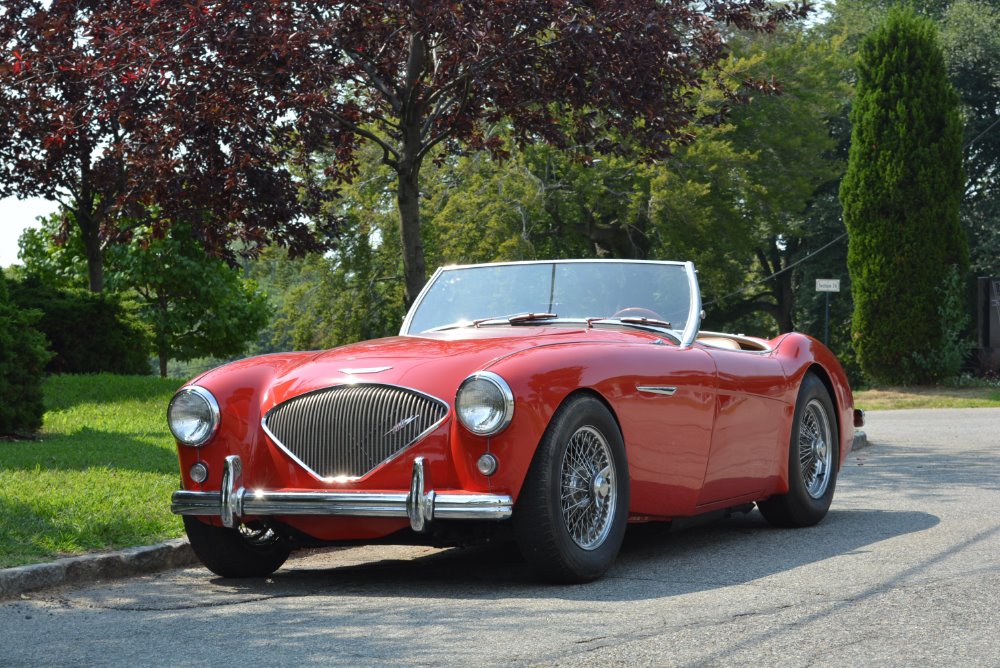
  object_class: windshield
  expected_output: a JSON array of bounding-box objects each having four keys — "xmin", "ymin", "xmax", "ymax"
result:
[{"xmin": 402, "ymin": 260, "xmax": 700, "ymax": 342}]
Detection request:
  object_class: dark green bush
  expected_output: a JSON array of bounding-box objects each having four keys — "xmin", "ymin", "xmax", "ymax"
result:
[
  {"xmin": 0, "ymin": 273, "xmax": 51, "ymax": 436},
  {"xmin": 8, "ymin": 277, "xmax": 151, "ymax": 375}
]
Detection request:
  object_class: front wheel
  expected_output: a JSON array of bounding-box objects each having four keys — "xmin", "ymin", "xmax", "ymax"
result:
[
  {"xmin": 757, "ymin": 373, "xmax": 839, "ymax": 527},
  {"xmin": 514, "ymin": 394, "xmax": 630, "ymax": 583},
  {"xmin": 183, "ymin": 516, "xmax": 290, "ymax": 578}
]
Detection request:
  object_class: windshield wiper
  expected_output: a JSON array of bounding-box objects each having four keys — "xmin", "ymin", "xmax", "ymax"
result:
[
  {"xmin": 425, "ymin": 312, "xmax": 559, "ymax": 332},
  {"xmin": 472, "ymin": 312, "xmax": 559, "ymax": 327},
  {"xmin": 619, "ymin": 316, "xmax": 672, "ymax": 329},
  {"xmin": 588, "ymin": 316, "xmax": 672, "ymax": 330},
  {"xmin": 505, "ymin": 312, "xmax": 559, "ymax": 325}
]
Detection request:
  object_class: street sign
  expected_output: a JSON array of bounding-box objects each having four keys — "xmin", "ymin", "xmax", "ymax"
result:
[{"xmin": 816, "ymin": 279, "xmax": 841, "ymax": 293}]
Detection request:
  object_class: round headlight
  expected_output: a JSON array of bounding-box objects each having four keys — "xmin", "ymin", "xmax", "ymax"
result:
[
  {"xmin": 167, "ymin": 386, "xmax": 220, "ymax": 447},
  {"xmin": 456, "ymin": 372, "xmax": 514, "ymax": 436}
]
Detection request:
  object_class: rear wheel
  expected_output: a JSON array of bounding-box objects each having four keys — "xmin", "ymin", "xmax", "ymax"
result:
[
  {"xmin": 758, "ymin": 373, "xmax": 839, "ymax": 527},
  {"xmin": 514, "ymin": 395, "xmax": 629, "ymax": 583},
  {"xmin": 183, "ymin": 516, "xmax": 290, "ymax": 578}
]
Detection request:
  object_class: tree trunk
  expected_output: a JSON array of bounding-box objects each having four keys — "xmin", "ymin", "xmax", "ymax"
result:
[
  {"xmin": 774, "ymin": 269, "xmax": 795, "ymax": 333},
  {"xmin": 77, "ymin": 210, "xmax": 104, "ymax": 292},
  {"xmin": 754, "ymin": 237, "xmax": 798, "ymax": 333},
  {"xmin": 397, "ymin": 164, "xmax": 426, "ymax": 307},
  {"xmin": 396, "ymin": 32, "xmax": 430, "ymax": 307},
  {"xmin": 157, "ymin": 293, "xmax": 169, "ymax": 377}
]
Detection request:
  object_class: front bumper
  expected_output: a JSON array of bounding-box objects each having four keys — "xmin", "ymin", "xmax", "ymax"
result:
[{"xmin": 171, "ymin": 455, "xmax": 514, "ymax": 533}]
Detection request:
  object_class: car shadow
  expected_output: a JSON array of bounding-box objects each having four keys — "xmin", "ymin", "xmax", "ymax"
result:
[{"xmin": 207, "ymin": 507, "xmax": 938, "ymax": 602}]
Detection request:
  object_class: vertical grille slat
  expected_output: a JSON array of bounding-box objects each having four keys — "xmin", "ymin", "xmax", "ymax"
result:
[{"xmin": 262, "ymin": 384, "xmax": 449, "ymax": 480}]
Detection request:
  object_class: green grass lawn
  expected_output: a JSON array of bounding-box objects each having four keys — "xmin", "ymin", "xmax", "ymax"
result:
[
  {"xmin": 0, "ymin": 375, "xmax": 186, "ymax": 569},
  {"xmin": 854, "ymin": 385, "xmax": 1000, "ymax": 410}
]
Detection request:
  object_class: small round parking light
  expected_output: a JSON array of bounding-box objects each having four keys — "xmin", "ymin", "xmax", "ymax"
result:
[
  {"xmin": 476, "ymin": 453, "xmax": 498, "ymax": 476},
  {"xmin": 189, "ymin": 462, "xmax": 209, "ymax": 484}
]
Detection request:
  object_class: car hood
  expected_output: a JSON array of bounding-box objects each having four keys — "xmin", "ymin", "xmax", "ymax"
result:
[{"xmin": 198, "ymin": 325, "xmax": 650, "ymax": 409}]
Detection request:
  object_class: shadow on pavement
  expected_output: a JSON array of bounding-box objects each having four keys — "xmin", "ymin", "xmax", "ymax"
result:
[{"xmin": 197, "ymin": 507, "xmax": 937, "ymax": 603}]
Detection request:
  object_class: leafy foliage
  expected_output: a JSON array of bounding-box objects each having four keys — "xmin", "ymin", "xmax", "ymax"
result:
[
  {"xmin": 840, "ymin": 7, "xmax": 968, "ymax": 384},
  {"xmin": 108, "ymin": 222, "xmax": 270, "ymax": 377},
  {"xmin": 910, "ymin": 265, "xmax": 970, "ymax": 380},
  {"xmin": 0, "ymin": 1, "xmax": 335, "ymax": 292},
  {"xmin": 0, "ymin": 0, "xmax": 808, "ymax": 304},
  {"xmin": 248, "ymin": 145, "xmax": 406, "ymax": 352},
  {"xmin": 15, "ymin": 212, "xmax": 89, "ymax": 289},
  {"xmin": 700, "ymin": 30, "xmax": 849, "ymax": 333},
  {"xmin": 940, "ymin": 0, "xmax": 1000, "ymax": 277},
  {"xmin": 0, "ymin": 272, "xmax": 50, "ymax": 436},
  {"xmin": 6, "ymin": 276, "xmax": 150, "ymax": 375},
  {"xmin": 415, "ymin": 26, "xmax": 848, "ymax": 335},
  {"xmin": 830, "ymin": 0, "xmax": 1000, "ymax": 278},
  {"xmin": 17, "ymin": 209, "xmax": 269, "ymax": 376}
]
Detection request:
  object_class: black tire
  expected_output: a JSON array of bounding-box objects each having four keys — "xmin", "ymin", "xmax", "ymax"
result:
[
  {"xmin": 514, "ymin": 394, "xmax": 630, "ymax": 583},
  {"xmin": 757, "ymin": 373, "xmax": 839, "ymax": 528},
  {"xmin": 183, "ymin": 516, "xmax": 290, "ymax": 578}
]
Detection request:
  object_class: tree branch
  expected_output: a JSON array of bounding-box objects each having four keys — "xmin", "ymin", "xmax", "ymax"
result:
[{"xmin": 328, "ymin": 111, "xmax": 400, "ymax": 169}]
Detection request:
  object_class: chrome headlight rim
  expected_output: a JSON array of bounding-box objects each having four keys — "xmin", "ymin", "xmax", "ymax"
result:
[
  {"xmin": 167, "ymin": 385, "xmax": 221, "ymax": 447},
  {"xmin": 455, "ymin": 371, "xmax": 515, "ymax": 437}
]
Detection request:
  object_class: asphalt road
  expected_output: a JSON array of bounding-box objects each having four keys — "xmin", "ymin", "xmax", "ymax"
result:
[{"xmin": 2, "ymin": 408, "xmax": 998, "ymax": 667}]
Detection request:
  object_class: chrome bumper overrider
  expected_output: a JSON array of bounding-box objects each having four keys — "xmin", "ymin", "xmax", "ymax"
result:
[{"xmin": 171, "ymin": 455, "xmax": 513, "ymax": 533}]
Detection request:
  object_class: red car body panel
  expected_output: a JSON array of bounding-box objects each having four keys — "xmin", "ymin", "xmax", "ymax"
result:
[{"xmin": 176, "ymin": 325, "xmax": 856, "ymax": 542}]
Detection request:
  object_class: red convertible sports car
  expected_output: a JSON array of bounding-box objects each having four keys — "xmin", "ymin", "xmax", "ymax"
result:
[{"xmin": 169, "ymin": 259, "xmax": 863, "ymax": 582}]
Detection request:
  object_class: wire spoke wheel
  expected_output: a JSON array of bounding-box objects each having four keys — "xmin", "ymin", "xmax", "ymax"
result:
[
  {"xmin": 756, "ymin": 373, "xmax": 839, "ymax": 528},
  {"xmin": 798, "ymin": 398, "xmax": 833, "ymax": 499},
  {"xmin": 559, "ymin": 426, "xmax": 616, "ymax": 550},
  {"xmin": 238, "ymin": 522, "xmax": 281, "ymax": 547},
  {"xmin": 514, "ymin": 394, "xmax": 629, "ymax": 582}
]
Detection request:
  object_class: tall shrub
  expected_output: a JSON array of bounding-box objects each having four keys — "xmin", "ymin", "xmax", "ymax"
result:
[
  {"xmin": 8, "ymin": 277, "xmax": 150, "ymax": 376},
  {"xmin": 0, "ymin": 272, "xmax": 51, "ymax": 436},
  {"xmin": 840, "ymin": 7, "xmax": 968, "ymax": 384}
]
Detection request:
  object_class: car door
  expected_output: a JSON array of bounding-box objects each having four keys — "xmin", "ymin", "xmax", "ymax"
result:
[
  {"xmin": 611, "ymin": 344, "xmax": 719, "ymax": 517},
  {"xmin": 695, "ymin": 346, "xmax": 791, "ymax": 506}
]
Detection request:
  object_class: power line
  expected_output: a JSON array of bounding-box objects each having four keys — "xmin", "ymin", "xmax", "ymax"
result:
[
  {"xmin": 703, "ymin": 231, "xmax": 848, "ymax": 307},
  {"xmin": 706, "ymin": 110, "xmax": 1000, "ymax": 308},
  {"xmin": 965, "ymin": 115, "xmax": 1000, "ymax": 152}
]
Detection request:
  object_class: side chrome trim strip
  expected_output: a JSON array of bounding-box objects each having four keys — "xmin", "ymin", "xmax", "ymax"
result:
[
  {"xmin": 171, "ymin": 456, "xmax": 513, "ymax": 527},
  {"xmin": 636, "ymin": 386, "xmax": 678, "ymax": 397}
]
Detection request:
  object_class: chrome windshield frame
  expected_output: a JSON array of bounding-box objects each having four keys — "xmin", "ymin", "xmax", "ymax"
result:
[
  {"xmin": 679, "ymin": 261, "xmax": 702, "ymax": 348},
  {"xmin": 400, "ymin": 259, "xmax": 702, "ymax": 340}
]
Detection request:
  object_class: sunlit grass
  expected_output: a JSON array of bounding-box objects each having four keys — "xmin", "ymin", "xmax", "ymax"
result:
[
  {"xmin": 855, "ymin": 386, "xmax": 1000, "ymax": 411},
  {"xmin": 0, "ymin": 374, "xmax": 185, "ymax": 568}
]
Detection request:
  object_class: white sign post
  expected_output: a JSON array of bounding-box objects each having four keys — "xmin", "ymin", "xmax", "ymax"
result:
[{"xmin": 816, "ymin": 279, "xmax": 841, "ymax": 345}]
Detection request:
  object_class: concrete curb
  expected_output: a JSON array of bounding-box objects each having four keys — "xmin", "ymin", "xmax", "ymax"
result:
[{"xmin": 0, "ymin": 539, "xmax": 197, "ymax": 600}]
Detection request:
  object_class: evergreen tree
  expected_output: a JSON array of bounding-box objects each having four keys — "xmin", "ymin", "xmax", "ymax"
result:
[{"xmin": 840, "ymin": 7, "xmax": 967, "ymax": 384}]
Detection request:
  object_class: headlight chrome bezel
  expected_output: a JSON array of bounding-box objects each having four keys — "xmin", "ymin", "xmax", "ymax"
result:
[
  {"xmin": 455, "ymin": 371, "xmax": 515, "ymax": 437},
  {"xmin": 167, "ymin": 385, "xmax": 221, "ymax": 447}
]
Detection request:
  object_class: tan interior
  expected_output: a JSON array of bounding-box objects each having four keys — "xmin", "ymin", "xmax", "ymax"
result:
[{"xmin": 696, "ymin": 336, "xmax": 742, "ymax": 351}]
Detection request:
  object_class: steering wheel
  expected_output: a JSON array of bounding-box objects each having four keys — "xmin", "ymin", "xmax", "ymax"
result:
[{"xmin": 611, "ymin": 307, "xmax": 665, "ymax": 320}]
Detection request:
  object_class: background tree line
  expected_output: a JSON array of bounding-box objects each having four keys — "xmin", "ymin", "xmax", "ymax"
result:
[{"xmin": 3, "ymin": 0, "xmax": 999, "ymax": 436}]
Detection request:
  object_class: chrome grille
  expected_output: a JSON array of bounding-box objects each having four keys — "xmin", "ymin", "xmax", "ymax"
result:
[{"xmin": 262, "ymin": 384, "xmax": 448, "ymax": 480}]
